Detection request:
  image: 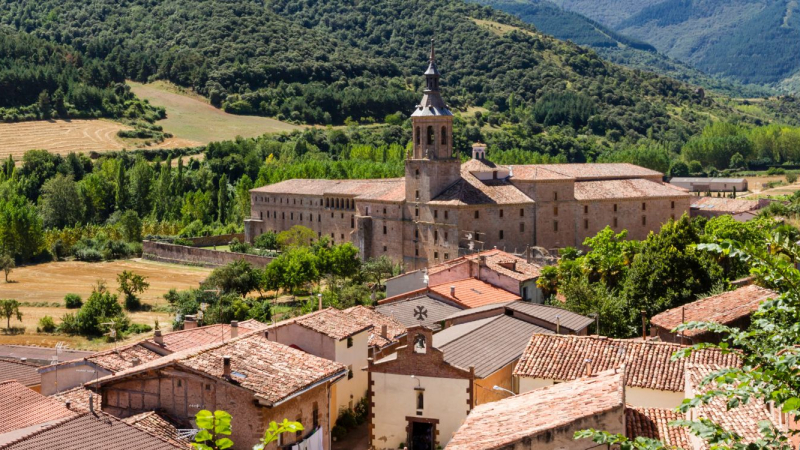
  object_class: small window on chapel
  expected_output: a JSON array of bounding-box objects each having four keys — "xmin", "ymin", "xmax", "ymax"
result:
[
  {"xmin": 499, "ymin": 209, "xmax": 504, "ymax": 218},
  {"xmin": 499, "ymin": 230, "xmax": 504, "ymax": 239},
  {"xmin": 474, "ymin": 211, "xmax": 479, "ymax": 219},
  {"xmin": 347, "ymin": 337, "xmax": 353, "ymax": 348}
]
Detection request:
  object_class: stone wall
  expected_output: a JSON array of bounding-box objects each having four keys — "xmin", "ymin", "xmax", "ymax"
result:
[
  {"xmin": 142, "ymin": 241, "xmax": 273, "ymax": 268},
  {"xmin": 185, "ymin": 233, "xmax": 244, "ymax": 247}
]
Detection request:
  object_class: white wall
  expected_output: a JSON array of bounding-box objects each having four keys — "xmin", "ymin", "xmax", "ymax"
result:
[
  {"xmin": 333, "ymin": 331, "xmax": 370, "ymax": 423},
  {"xmin": 372, "ymin": 372, "xmax": 469, "ymax": 450},
  {"xmin": 40, "ymin": 363, "xmax": 111, "ymax": 396},
  {"xmin": 386, "ymin": 270, "xmax": 428, "ymax": 298},
  {"xmin": 269, "ymin": 323, "xmax": 336, "ymax": 361}
]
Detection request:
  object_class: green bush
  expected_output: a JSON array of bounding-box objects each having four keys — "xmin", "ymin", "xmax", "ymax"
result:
[
  {"xmin": 254, "ymin": 231, "xmax": 279, "ymax": 250},
  {"xmin": 787, "ymin": 173, "xmax": 798, "ymax": 184},
  {"xmin": 57, "ymin": 313, "xmax": 79, "ymax": 334},
  {"xmin": 336, "ymin": 408, "xmax": 358, "ymax": 430},
  {"xmin": 64, "ymin": 294, "xmax": 82, "ymax": 309},
  {"xmin": 768, "ymin": 167, "xmax": 786, "ymax": 175},
  {"xmin": 74, "ymin": 247, "xmax": 103, "ymax": 262},
  {"xmin": 229, "ymin": 238, "xmax": 251, "ymax": 254},
  {"xmin": 127, "ymin": 323, "xmax": 153, "ymax": 334},
  {"xmin": 37, "ymin": 315, "xmax": 56, "ymax": 333}
]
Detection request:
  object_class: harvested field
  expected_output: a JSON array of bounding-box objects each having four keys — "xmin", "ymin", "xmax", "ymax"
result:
[
  {"xmin": 129, "ymin": 81, "xmax": 303, "ymax": 144},
  {"xmin": 0, "ymin": 259, "xmax": 213, "ymax": 349},
  {"xmin": 0, "ymin": 119, "xmax": 200, "ymax": 160}
]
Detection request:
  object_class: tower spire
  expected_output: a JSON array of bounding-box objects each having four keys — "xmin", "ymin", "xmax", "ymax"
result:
[{"xmin": 430, "ymin": 37, "xmax": 435, "ymax": 63}]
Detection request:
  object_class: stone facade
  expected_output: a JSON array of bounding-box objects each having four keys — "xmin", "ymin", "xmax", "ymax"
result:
[{"xmin": 245, "ymin": 44, "xmax": 691, "ymax": 267}]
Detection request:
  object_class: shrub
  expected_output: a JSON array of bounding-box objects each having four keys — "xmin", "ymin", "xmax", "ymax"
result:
[
  {"xmin": 336, "ymin": 408, "xmax": 358, "ymax": 430},
  {"xmin": 229, "ymin": 238, "xmax": 251, "ymax": 254},
  {"xmin": 58, "ymin": 313, "xmax": 79, "ymax": 334},
  {"xmin": 64, "ymin": 294, "xmax": 82, "ymax": 309},
  {"xmin": 787, "ymin": 173, "xmax": 798, "ymax": 184},
  {"xmin": 74, "ymin": 247, "xmax": 103, "ymax": 262},
  {"xmin": 126, "ymin": 323, "xmax": 153, "ymax": 334},
  {"xmin": 254, "ymin": 231, "xmax": 278, "ymax": 250},
  {"xmin": 37, "ymin": 315, "xmax": 57, "ymax": 333},
  {"xmin": 768, "ymin": 167, "xmax": 786, "ymax": 175},
  {"xmin": 332, "ymin": 426, "xmax": 347, "ymax": 441}
]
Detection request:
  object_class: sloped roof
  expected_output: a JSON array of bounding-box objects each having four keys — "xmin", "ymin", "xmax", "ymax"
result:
[
  {"xmin": 650, "ymin": 285, "xmax": 775, "ymax": 337},
  {"xmin": 428, "ymin": 172, "xmax": 533, "ymax": 206},
  {"xmin": 535, "ymin": 163, "xmax": 662, "ymax": 180},
  {"xmin": 88, "ymin": 332, "xmax": 346, "ymax": 406},
  {"xmin": 0, "ymin": 358, "xmax": 41, "ymax": 386},
  {"xmin": 574, "ymin": 179, "xmax": 689, "ymax": 201},
  {"xmin": 507, "ymin": 165, "xmax": 574, "ymax": 181},
  {"xmin": 447, "ymin": 369, "xmax": 625, "ymax": 450},
  {"xmin": 435, "ymin": 315, "xmax": 553, "ymax": 378},
  {"xmin": 51, "ymin": 387, "xmax": 101, "ymax": 414},
  {"xmin": 687, "ymin": 365, "xmax": 776, "ymax": 448},
  {"xmin": 514, "ymin": 335, "xmax": 740, "ymax": 392},
  {"xmin": 145, "ymin": 323, "xmax": 265, "ymax": 353},
  {"xmin": 1, "ymin": 413, "xmax": 183, "ymax": 450},
  {"xmin": 429, "ymin": 278, "xmax": 521, "ymax": 308},
  {"xmin": 625, "ymin": 407, "xmax": 690, "ymax": 448},
  {"xmin": 122, "ymin": 411, "xmax": 187, "ymax": 448},
  {"xmin": 251, "ymin": 178, "xmax": 406, "ymax": 203},
  {"xmin": 342, "ymin": 306, "xmax": 407, "ymax": 349},
  {"xmin": 427, "ymin": 249, "xmax": 542, "ymax": 282},
  {"xmin": 41, "ymin": 342, "xmax": 163, "ymax": 375},
  {"xmin": 0, "ymin": 381, "xmax": 77, "ymax": 444},
  {"xmin": 506, "ymin": 302, "xmax": 594, "ymax": 333},
  {"xmin": 671, "ymin": 177, "xmax": 745, "ymax": 183},
  {"xmin": 691, "ymin": 197, "xmax": 762, "ymax": 213},
  {"xmin": 0, "ymin": 346, "xmax": 94, "ymax": 366},
  {"xmin": 291, "ymin": 308, "xmax": 373, "ymax": 341},
  {"xmin": 376, "ymin": 295, "xmax": 462, "ymax": 330}
]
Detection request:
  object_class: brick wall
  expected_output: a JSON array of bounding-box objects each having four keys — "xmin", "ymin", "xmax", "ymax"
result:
[{"xmin": 142, "ymin": 241, "xmax": 273, "ymax": 268}]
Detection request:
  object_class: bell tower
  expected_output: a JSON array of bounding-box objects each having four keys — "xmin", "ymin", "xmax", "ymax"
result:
[{"xmin": 406, "ymin": 39, "xmax": 461, "ymax": 203}]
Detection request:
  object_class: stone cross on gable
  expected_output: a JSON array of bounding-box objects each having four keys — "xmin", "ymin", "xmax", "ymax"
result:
[{"xmin": 413, "ymin": 305, "xmax": 428, "ymax": 321}]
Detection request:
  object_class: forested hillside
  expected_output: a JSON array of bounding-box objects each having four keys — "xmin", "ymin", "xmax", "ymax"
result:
[
  {"xmin": 0, "ymin": 28, "xmax": 162, "ymax": 122},
  {"xmin": 475, "ymin": 0, "xmax": 772, "ymax": 97},
  {"xmin": 547, "ymin": 0, "xmax": 800, "ymax": 89}
]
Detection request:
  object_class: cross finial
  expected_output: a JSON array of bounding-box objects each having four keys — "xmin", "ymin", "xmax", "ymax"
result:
[{"xmin": 430, "ymin": 37, "xmax": 435, "ymax": 62}]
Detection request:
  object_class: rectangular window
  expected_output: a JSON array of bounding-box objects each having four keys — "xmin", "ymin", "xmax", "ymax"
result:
[
  {"xmin": 522, "ymin": 286, "xmax": 528, "ymax": 300},
  {"xmin": 642, "ymin": 216, "xmax": 647, "ymax": 226},
  {"xmin": 383, "ymin": 245, "xmax": 387, "ymax": 252},
  {"xmin": 341, "ymin": 234, "xmax": 344, "ymax": 240},
  {"xmin": 434, "ymin": 210, "xmax": 438, "ymax": 219},
  {"xmin": 444, "ymin": 211, "xmax": 449, "ymax": 220},
  {"xmin": 383, "ymin": 208, "xmax": 387, "ymax": 214},
  {"xmin": 474, "ymin": 211, "xmax": 479, "ymax": 219},
  {"xmin": 434, "ymin": 251, "xmax": 439, "ymax": 259},
  {"xmin": 553, "ymin": 192, "xmax": 558, "ymax": 201},
  {"xmin": 415, "ymin": 190, "xmax": 419, "ymax": 200},
  {"xmin": 415, "ymin": 208, "xmax": 419, "ymax": 217},
  {"xmin": 313, "ymin": 403, "xmax": 319, "ymax": 429},
  {"xmin": 351, "ymin": 216, "xmax": 355, "ymax": 228},
  {"xmin": 347, "ymin": 365, "xmax": 354, "ymax": 380},
  {"xmin": 444, "ymin": 253, "xmax": 449, "ymax": 260},
  {"xmin": 584, "ymin": 205, "xmax": 589, "ymax": 214},
  {"xmin": 614, "ymin": 217, "xmax": 618, "ymax": 228},
  {"xmin": 383, "ymin": 225, "xmax": 387, "ymax": 234},
  {"xmin": 520, "ymin": 223, "xmax": 525, "ymax": 232},
  {"xmin": 499, "ymin": 209, "xmax": 504, "ymax": 218},
  {"xmin": 584, "ymin": 219, "xmax": 589, "ymax": 229},
  {"xmin": 291, "ymin": 213, "xmax": 294, "ymax": 220},
  {"xmin": 520, "ymin": 208, "xmax": 524, "ymax": 217},
  {"xmin": 554, "ymin": 221, "xmax": 559, "ymax": 232},
  {"xmin": 415, "ymin": 248, "xmax": 419, "ymax": 256},
  {"xmin": 347, "ymin": 337, "xmax": 353, "ymax": 348},
  {"xmin": 434, "ymin": 230, "xmax": 438, "ymax": 242},
  {"xmin": 613, "ymin": 204, "xmax": 617, "ymax": 212},
  {"xmin": 499, "ymin": 230, "xmax": 504, "ymax": 239},
  {"xmin": 415, "ymin": 229, "xmax": 419, "ymax": 238},
  {"xmin": 671, "ymin": 201, "xmax": 675, "ymax": 209},
  {"xmin": 554, "ymin": 206, "xmax": 559, "ymax": 216},
  {"xmin": 642, "ymin": 202, "xmax": 647, "ymax": 211}
]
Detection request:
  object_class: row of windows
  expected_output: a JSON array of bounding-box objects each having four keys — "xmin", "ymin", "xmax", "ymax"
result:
[
  {"xmin": 252, "ymin": 195, "xmax": 357, "ymax": 211},
  {"xmin": 574, "ymin": 214, "xmax": 676, "ymax": 231},
  {"xmin": 581, "ymin": 201, "xmax": 676, "ymax": 215},
  {"xmin": 414, "ymin": 125, "xmax": 448, "ymax": 146},
  {"xmin": 262, "ymin": 211, "xmax": 355, "ymax": 228}
]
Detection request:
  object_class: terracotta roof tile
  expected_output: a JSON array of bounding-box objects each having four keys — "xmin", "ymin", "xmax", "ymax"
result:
[
  {"xmin": 76, "ymin": 343, "xmax": 163, "ymax": 373},
  {"xmin": 291, "ymin": 308, "xmax": 374, "ymax": 341},
  {"xmin": 429, "ymin": 278, "xmax": 520, "ymax": 308},
  {"xmin": 0, "ymin": 358, "xmax": 40, "ymax": 387},
  {"xmin": 508, "ymin": 165, "xmax": 574, "ymax": 181},
  {"xmin": 528, "ymin": 163, "xmax": 662, "ymax": 181},
  {"xmin": 1, "ymin": 412, "xmax": 184, "ymax": 449},
  {"xmin": 342, "ymin": 306, "xmax": 407, "ymax": 348},
  {"xmin": 448, "ymin": 369, "xmax": 625, "ymax": 450},
  {"xmin": 626, "ymin": 407, "xmax": 690, "ymax": 448},
  {"xmin": 51, "ymin": 387, "xmax": 101, "ymax": 414},
  {"xmin": 251, "ymin": 178, "xmax": 406, "ymax": 203},
  {"xmin": 0, "ymin": 381, "xmax": 77, "ymax": 443},
  {"xmin": 122, "ymin": 411, "xmax": 188, "ymax": 448},
  {"xmin": 514, "ymin": 335, "xmax": 740, "ymax": 392},
  {"xmin": 0, "ymin": 346, "xmax": 94, "ymax": 366},
  {"xmin": 691, "ymin": 197, "xmax": 762, "ymax": 213},
  {"xmin": 574, "ymin": 179, "xmax": 690, "ymax": 201},
  {"xmin": 651, "ymin": 285, "xmax": 775, "ymax": 338},
  {"xmin": 427, "ymin": 250, "xmax": 542, "ymax": 281},
  {"xmin": 144, "ymin": 322, "xmax": 266, "ymax": 353},
  {"xmin": 89, "ymin": 332, "xmax": 346, "ymax": 406}
]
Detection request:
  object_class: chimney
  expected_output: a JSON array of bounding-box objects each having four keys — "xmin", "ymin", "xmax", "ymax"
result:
[
  {"xmin": 641, "ymin": 310, "xmax": 647, "ymax": 340},
  {"xmin": 318, "ymin": 294, "xmax": 323, "ymax": 311},
  {"xmin": 450, "ymin": 286, "xmax": 456, "ymax": 297},
  {"xmin": 584, "ymin": 358, "xmax": 593, "ymax": 377},
  {"xmin": 20, "ymin": 358, "xmax": 27, "ymax": 363},
  {"xmin": 88, "ymin": 392, "xmax": 95, "ymax": 415},
  {"xmin": 65, "ymin": 400, "xmax": 71, "ymax": 410},
  {"xmin": 230, "ymin": 321, "xmax": 239, "ymax": 338},
  {"xmin": 184, "ymin": 315, "xmax": 197, "ymax": 330},
  {"xmin": 381, "ymin": 324, "xmax": 388, "ymax": 339},
  {"xmin": 223, "ymin": 355, "xmax": 232, "ymax": 378},
  {"xmin": 154, "ymin": 330, "xmax": 164, "ymax": 345}
]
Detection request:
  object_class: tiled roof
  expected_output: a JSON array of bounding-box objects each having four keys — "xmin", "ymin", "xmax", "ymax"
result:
[
  {"xmin": 1, "ymin": 413, "xmax": 184, "ymax": 449},
  {"xmin": 529, "ymin": 163, "xmax": 663, "ymax": 181},
  {"xmin": 0, "ymin": 358, "xmax": 41, "ymax": 387},
  {"xmin": 508, "ymin": 165, "xmax": 574, "ymax": 181},
  {"xmin": 687, "ymin": 365, "xmax": 776, "ymax": 448},
  {"xmin": 429, "ymin": 278, "xmax": 520, "ymax": 308},
  {"xmin": 574, "ymin": 179, "xmax": 690, "ymax": 201},
  {"xmin": 447, "ymin": 369, "xmax": 625, "ymax": 450},
  {"xmin": 506, "ymin": 302, "xmax": 594, "ymax": 333},
  {"xmin": 145, "ymin": 322, "xmax": 265, "ymax": 353},
  {"xmin": 51, "ymin": 387, "xmax": 101, "ymax": 414},
  {"xmin": 435, "ymin": 315, "xmax": 553, "ymax": 378},
  {"xmin": 0, "ymin": 381, "xmax": 77, "ymax": 444},
  {"xmin": 651, "ymin": 285, "xmax": 775, "ymax": 338},
  {"xmin": 691, "ymin": 197, "xmax": 762, "ymax": 213},
  {"xmin": 428, "ymin": 171, "xmax": 533, "ymax": 206},
  {"xmin": 461, "ymin": 158, "xmax": 499, "ymax": 171},
  {"xmin": 671, "ymin": 177, "xmax": 745, "ymax": 183},
  {"xmin": 89, "ymin": 332, "xmax": 346, "ymax": 407},
  {"xmin": 375, "ymin": 295, "xmax": 463, "ymax": 330},
  {"xmin": 251, "ymin": 178, "xmax": 406, "ymax": 203},
  {"xmin": 122, "ymin": 411, "xmax": 187, "ymax": 448},
  {"xmin": 342, "ymin": 306, "xmax": 407, "ymax": 349},
  {"xmin": 0, "ymin": 345, "xmax": 94, "ymax": 366},
  {"xmin": 514, "ymin": 335, "xmax": 740, "ymax": 392},
  {"xmin": 291, "ymin": 308, "xmax": 374, "ymax": 341},
  {"xmin": 41, "ymin": 342, "xmax": 164, "ymax": 375},
  {"xmin": 427, "ymin": 249, "xmax": 542, "ymax": 281},
  {"xmin": 626, "ymin": 407, "xmax": 690, "ymax": 448}
]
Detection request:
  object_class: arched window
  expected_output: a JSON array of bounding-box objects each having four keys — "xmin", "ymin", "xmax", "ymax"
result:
[
  {"xmin": 427, "ymin": 126, "xmax": 435, "ymax": 145},
  {"xmin": 441, "ymin": 126, "xmax": 447, "ymax": 145},
  {"xmin": 414, "ymin": 334, "xmax": 427, "ymax": 354},
  {"xmin": 417, "ymin": 391, "xmax": 424, "ymax": 410},
  {"xmin": 415, "ymin": 127, "xmax": 421, "ymax": 145}
]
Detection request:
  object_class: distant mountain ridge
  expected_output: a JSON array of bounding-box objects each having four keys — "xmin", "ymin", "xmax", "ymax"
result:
[{"xmin": 545, "ymin": 0, "xmax": 800, "ymax": 90}]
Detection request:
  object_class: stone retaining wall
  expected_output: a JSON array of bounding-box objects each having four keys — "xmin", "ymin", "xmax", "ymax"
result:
[
  {"xmin": 185, "ymin": 233, "xmax": 244, "ymax": 247},
  {"xmin": 142, "ymin": 241, "xmax": 272, "ymax": 268}
]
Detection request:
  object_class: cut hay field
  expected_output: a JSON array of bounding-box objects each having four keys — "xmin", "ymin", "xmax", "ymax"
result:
[
  {"xmin": 128, "ymin": 81, "xmax": 304, "ymax": 144},
  {"xmin": 0, "ymin": 259, "xmax": 213, "ymax": 349},
  {"xmin": 0, "ymin": 119, "xmax": 200, "ymax": 161}
]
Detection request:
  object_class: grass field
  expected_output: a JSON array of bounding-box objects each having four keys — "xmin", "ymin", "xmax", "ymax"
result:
[
  {"xmin": 128, "ymin": 81, "xmax": 303, "ymax": 144},
  {"xmin": 0, "ymin": 259, "xmax": 213, "ymax": 349}
]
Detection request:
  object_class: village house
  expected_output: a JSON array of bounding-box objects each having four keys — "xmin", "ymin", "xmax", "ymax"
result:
[
  {"xmin": 0, "ymin": 358, "xmax": 42, "ymax": 392},
  {"xmin": 0, "ymin": 345, "xmax": 94, "ymax": 366},
  {"xmin": 690, "ymin": 196, "xmax": 769, "ymax": 221},
  {"xmin": 386, "ymin": 249, "xmax": 544, "ymax": 302},
  {"xmin": 244, "ymin": 42, "xmax": 691, "ymax": 267},
  {"xmin": 342, "ymin": 305, "xmax": 407, "ymax": 359},
  {"xmin": 87, "ymin": 331, "xmax": 346, "ymax": 450},
  {"xmin": 513, "ymin": 335, "xmax": 740, "ymax": 409},
  {"xmin": 670, "ymin": 177, "xmax": 748, "ymax": 193},
  {"xmin": 0, "ymin": 380, "xmax": 77, "ymax": 446},
  {"xmin": 650, "ymin": 285, "xmax": 776, "ymax": 344},
  {"xmin": 368, "ymin": 313, "xmax": 556, "ymax": 450},
  {"xmin": 38, "ymin": 320, "xmax": 267, "ymax": 395}
]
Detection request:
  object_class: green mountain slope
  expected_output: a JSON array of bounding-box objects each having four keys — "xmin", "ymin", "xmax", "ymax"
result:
[
  {"xmin": 474, "ymin": 0, "xmax": 772, "ymax": 97},
  {"xmin": 547, "ymin": 0, "xmax": 800, "ymax": 89}
]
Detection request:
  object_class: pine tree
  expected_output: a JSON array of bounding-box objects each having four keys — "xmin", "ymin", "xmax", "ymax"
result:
[
  {"xmin": 175, "ymin": 157, "xmax": 184, "ymax": 196},
  {"xmin": 218, "ymin": 174, "xmax": 228, "ymax": 224}
]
